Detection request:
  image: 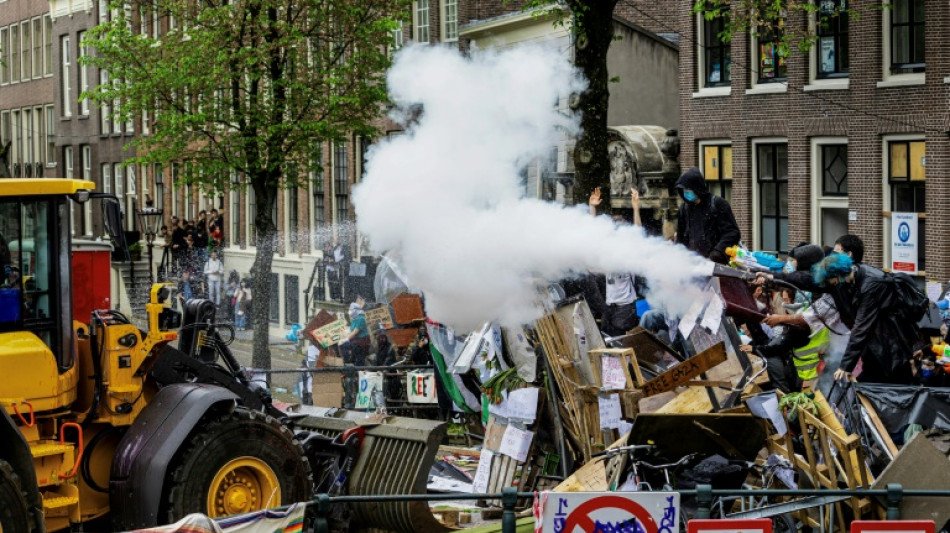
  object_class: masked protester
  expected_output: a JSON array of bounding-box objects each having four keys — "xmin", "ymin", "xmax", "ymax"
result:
[{"xmin": 674, "ymin": 167, "xmax": 740, "ymax": 264}]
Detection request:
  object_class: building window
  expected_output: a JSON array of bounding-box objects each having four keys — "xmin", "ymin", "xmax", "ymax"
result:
[
  {"xmin": 82, "ymin": 146, "xmax": 92, "ymax": 235},
  {"xmin": 20, "ymin": 21, "xmax": 31, "ymax": 81},
  {"xmin": 756, "ymin": 143, "xmax": 789, "ymax": 253},
  {"xmin": 889, "ymin": 0, "xmax": 924, "ymax": 74},
  {"xmin": 247, "ymin": 185, "xmax": 256, "ymax": 244},
  {"xmin": 170, "ymin": 162, "xmax": 179, "ymax": 217},
  {"xmin": 887, "ymin": 139, "xmax": 925, "ymax": 270},
  {"xmin": 0, "ymin": 111, "xmax": 9, "ymax": 148},
  {"xmin": 701, "ymin": 143, "xmax": 733, "ymax": 203},
  {"xmin": 288, "ymin": 186, "xmax": 299, "ymax": 254},
  {"xmin": 334, "ymin": 142, "xmax": 348, "ymax": 223},
  {"xmin": 269, "ymin": 272, "xmax": 280, "ymax": 323},
  {"xmin": 442, "ymin": 0, "xmax": 458, "ymax": 42},
  {"xmin": 102, "ymin": 163, "xmax": 112, "ymax": 194},
  {"xmin": 812, "ymin": 141, "xmax": 848, "ymax": 247},
  {"xmin": 815, "ymin": 1, "xmax": 848, "ymax": 78},
  {"xmin": 43, "ymin": 14, "xmax": 52, "ymax": 77},
  {"xmin": 45, "ymin": 105, "xmax": 55, "ymax": 165},
  {"xmin": 0, "ymin": 27, "xmax": 9, "ymax": 85},
  {"xmin": 32, "ymin": 18, "xmax": 41, "ymax": 79},
  {"xmin": 10, "ymin": 23, "xmax": 19, "ymax": 83},
  {"xmin": 22, "ymin": 109, "xmax": 33, "ymax": 175},
  {"xmin": 312, "ymin": 168, "xmax": 325, "ymax": 239},
  {"xmin": 284, "ymin": 274, "xmax": 299, "ymax": 325},
  {"xmin": 154, "ymin": 164, "xmax": 164, "ymax": 211},
  {"xmin": 78, "ymin": 31, "xmax": 89, "ymax": 115},
  {"xmin": 414, "ymin": 1, "xmax": 429, "ymax": 44},
  {"xmin": 391, "ymin": 21, "xmax": 404, "ymax": 54},
  {"xmin": 755, "ymin": 15, "xmax": 786, "ymax": 82},
  {"xmin": 61, "ymin": 36, "xmax": 72, "ymax": 117},
  {"xmin": 100, "ymin": 71, "xmax": 111, "ymax": 133},
  {"xmin": 701, "ymin": 14, "xmax": 730, "ymax": 88},
  {"xmin": 64, "ymin": 146, "xmax": 74, "ymax": 179}
]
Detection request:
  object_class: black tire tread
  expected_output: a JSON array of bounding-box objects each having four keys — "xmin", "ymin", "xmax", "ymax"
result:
[
  {"xmin": 164, "ymin": 408, "xmax": 312, "ymax": 522},
  {"xmin": 0, "ymin": 459, "xmax": 32, "ymax": 533}
]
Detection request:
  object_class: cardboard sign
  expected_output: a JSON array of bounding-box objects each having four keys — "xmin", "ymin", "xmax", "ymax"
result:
[
  {"xmin": 601, "ymin": 354, "xmax": 628, "ymax": 390},
  {"xmin": 355, "ymin": 371, "xmax": 384, "ymax": 410},
  {"xmin": 406, "ymin": 371, "xmax": 438, "ymax": 403},
  {"xmin": 472, "ymin": 450, "xmax": 494, "ymax": 493},
  {"xmin": 364, "ymin": 306, "xmax": 394, "ymax": 330},
  {"xmin": 891, "ymin": 212, "xmax": 919, "ymax": 274},
  {"xmin": 535, "ymin": 491, "xmax": 680, "ymax": 533},
  {"xmin": 598, "ymin": 393, "xmax": 622, "ymax": 429},
  {"xmin": 688, "ymin": 519, "xmax": 772, "ymax": 533},
  {"xmin": 851, "ymin": 521, "xmax": 935, "ymax": 533},
  {"xmin": 641, "ymin": 343, "xmax": 728, "ymax": 397},
  {"xmin": 311, "ymin": 318, "xmax": 349, "ymax": 347}
]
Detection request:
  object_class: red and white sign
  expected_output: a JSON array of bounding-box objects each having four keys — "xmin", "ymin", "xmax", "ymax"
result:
[
  {"xmin": 535, "ymin": 491, "xmax": 680, "ymax": 533},
  {"xmin": 688, "ymin": 519, "xmax": 772, "ymax": 533},
  {"xmin": 851, "ymin": 520, "xmax": 935, "ymax": 533}
]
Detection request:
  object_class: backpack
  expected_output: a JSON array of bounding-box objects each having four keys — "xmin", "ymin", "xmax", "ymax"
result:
[{"xmin": 886, "ymin": 272, "xmax": 930, "ymax": 323}]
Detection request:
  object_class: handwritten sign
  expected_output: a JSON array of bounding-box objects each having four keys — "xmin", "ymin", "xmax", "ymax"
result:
[
  {"xmin": 602, "ymin": 354, "xmax": 628, "ymax": 390},
  {"xmin": 536, "ymin": 491, "xmax": 680, "ymax": 533},
  {"xmin": 365, "ymin": 306, "xmax": 394, "ymax": 330},
  {"xmin": 499, "ymin": 424, "xmax": 533, "ymax": 462},
  {"xmin": 641, "ymin": 343, "xmax": 728, "ymax": 397},
  {"xmin": 355, "ymin": 371, "xmax": 384, "ymax": 410},
  {"xmin": 471, "ymin": 450, "xmax": 493, "ymax": 493},
  {"xmin": 599, "ymin": 393, "xmax": 623, "ymax": 429},
  {"xmin": 406, "ymin": 371, "xmax": 438, "ymax": 403},
  {"xmin": 311, "ymin": 318, "xmax": 349, "ymax": 347},
  {"xmin": 488, "ymin": 388, "xmax": 539, "ymax": 423}
]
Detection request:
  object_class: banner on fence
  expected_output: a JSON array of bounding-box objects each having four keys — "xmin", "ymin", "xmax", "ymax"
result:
[
  {"xmin": 356, "ymin": 371, "xmax": 384, "ymax": 409},
  {"xmin": 534, "ymin": 491, "xmax": 680, "ymax": 533},
  {"xmin": 407, "ymin": 371, "xmax": 438, "ymax": 403}
]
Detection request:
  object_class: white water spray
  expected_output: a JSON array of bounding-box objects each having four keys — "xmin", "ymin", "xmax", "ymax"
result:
[{"xmin": 354, "ymin": 45, "xmax": 711, "ymax": 332}]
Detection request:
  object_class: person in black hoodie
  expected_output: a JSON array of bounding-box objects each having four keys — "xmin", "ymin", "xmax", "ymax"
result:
[{"xmin": 674, "ymin": 167, "xmax": 741, "ymax": 264}]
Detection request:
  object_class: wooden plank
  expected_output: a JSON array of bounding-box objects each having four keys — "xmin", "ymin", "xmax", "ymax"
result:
[
  {"xmin": 655, "ymin": 386, "xmax": 713, "ymax": 414},
  {"xmin": 857, "ymin": 393, "xmax": 900, "ymax": 458},
  {"xmin": 684, "ymin": 380, "xmax": 734, "ymax": 388},
  {"xmin": 640, "ymin": 343, "xmax": 728, "ymax": 397}
]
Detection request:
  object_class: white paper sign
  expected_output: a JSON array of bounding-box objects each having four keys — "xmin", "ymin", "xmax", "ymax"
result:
[
  {"xmin": 472, "ymin": 450, "xmax": 493, "ymax": 493},
  {"xmin": 678, "ymin": 297, "xmax": 706, "ymax": 339},
  {"xmin": 926, "ymin": 281, "xmax": 942, "ymax": 303},
  {"xmin": 618, "ymin": 419, "xmax": 633, "ymax": 437},
  {"xmin": 487, "ymin": 387, "xmax": 539, "ymax": 423},
  {"xmin": 355, "ymin": 371, "xmax": 383, "ymax": 410},
  {"xmin": 700, "ymin": 292, "xmax": 724, "ymax": 333},
  {"xmin": 601, "ymin": 355, "xmax": 627, "ymax": 390},
  {"xmin": 747, "ymin": 392, "xmax": 788, "ymax": 437},
  {"xmin": 536, "ymin": 491, "xmax": 680, "ymax": 533},
  {"xmin": 891, "ymin": 212, "xmax": 919, "ymax": 274},
  {"xmin": 406, "ymin": 371, "xmax": 438, "ymax": 403},
  {"xmin": 499, "ymin": 424, "xmax": 533, "ymax": 462},
  {"xmin": 598, "ymin": 393, "xmax": 623, "ymax": 429}
]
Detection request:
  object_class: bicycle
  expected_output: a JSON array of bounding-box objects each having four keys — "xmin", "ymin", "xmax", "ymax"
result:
[{"xmin": 709, "ymin": 459, "xmax": 802, "ymax": 533}]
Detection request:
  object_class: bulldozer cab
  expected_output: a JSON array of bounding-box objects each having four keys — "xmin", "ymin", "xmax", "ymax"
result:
[{"xmin": 0, "ymin": 188, "xmax": 78, "ymax": 373}]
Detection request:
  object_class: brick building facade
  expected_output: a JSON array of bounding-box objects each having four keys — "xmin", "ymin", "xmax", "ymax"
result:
[{"xmin": 677, "ymin": 0, "xmax": 949, "ymax": 281}]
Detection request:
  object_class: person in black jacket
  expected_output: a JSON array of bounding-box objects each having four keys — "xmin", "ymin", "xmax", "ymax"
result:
[
  {"xmin": 674, "ymin": 167, "xmax": 740, "ymax": 264},
  {"xmin": 813, "ymin": 253, "xmax": 916, "ymax": 385}
]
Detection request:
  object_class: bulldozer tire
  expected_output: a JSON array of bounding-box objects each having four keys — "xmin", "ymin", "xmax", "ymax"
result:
[
  {"xmin": 164, "ymin": 408, "xmax": 311, "ymax": 521},
  {"xmin": 0, "ymin": 459, "xmax": 32, "ymax": 533}
]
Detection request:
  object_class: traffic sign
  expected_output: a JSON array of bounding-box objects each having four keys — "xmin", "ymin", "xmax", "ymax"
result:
[
  {"xmin": 535, "ymin": 491, "xmax": 680, "ymax": 533},
  {"xmin": 851, "ymin": 520, "xmax": 935, "ymax": 533}
]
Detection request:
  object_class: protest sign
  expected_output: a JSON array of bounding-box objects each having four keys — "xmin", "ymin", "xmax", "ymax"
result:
[
  {"xmin": 311, "ymin": 318, "xmax": 349, "ymax": 347},
  {"xmin": 407, "ymin": 371, "xmax": 438, "ymax": 403},
  {"xmin": 355, "ymin": 371, "xmax": 383, "ymax": 410},
  {"xmin": 365, "ymin": 306, "xmax": 394, "ymax": 330}
]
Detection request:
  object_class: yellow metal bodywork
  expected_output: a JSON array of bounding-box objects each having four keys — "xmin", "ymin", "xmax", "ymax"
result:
[
  {"xmin": 207, "ymin": 457, "xmax": 282, "ymax": 517},
  {"xmin": 0, "ymin": 178, "xmax": 95, "ymax": 198},
  {"xmin": 0, "ymin": 332, "xmax": 78, "ymax": 413}
]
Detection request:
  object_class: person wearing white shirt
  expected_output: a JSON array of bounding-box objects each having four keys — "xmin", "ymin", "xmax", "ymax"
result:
[{"xmin": 203, "ymin": 251, "xmax": 225, "ymax": 306}]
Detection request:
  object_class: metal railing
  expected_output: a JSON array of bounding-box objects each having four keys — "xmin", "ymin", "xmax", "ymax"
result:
[{"xmin": 299, "ymin": 485, "xmax": 950, "ymax": 533}]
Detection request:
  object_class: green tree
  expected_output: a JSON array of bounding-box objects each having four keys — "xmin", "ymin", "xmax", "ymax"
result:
[
  {"xmin": 83, "ymin": 0, "xmax": 408, "ymax": 372},
  {"xmin": 517, "ymin": 1, "xmax": 620, "ymax": 206}
]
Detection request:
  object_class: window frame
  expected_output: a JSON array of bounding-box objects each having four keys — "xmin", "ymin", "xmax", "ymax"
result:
[
  {"xmin": 697, "ymin": 13, "xmax": 731, "ymax": 91},
  {"xmin": 699, "ymin": 140, "xmax": 733, "ymax": 204},
  {"xmin": 1, "ymin": 26, "xmax": 9, "ymax": 85},
  {"xmin": 43, "ymin": 14, "xmax": 52, "ymax": 77},
  {"xmin": 810, "ymin": 138, "xmax": 849, "ymax": 247},
  {"xmin": 812, "ymin": 0, "xmax": 849, "ymax": 80},
  {"xmin": 413, "ymin": 0, "xmax": 429, "ymax": 44},
  {"xmin": 20, "ymin": 21, "xmax": 31, "ymax": 82},
  {"xmin": 31, "ymin": 17, "xmax": 42, "ymax": 80},
  {"xmin": 61, "ymin": 35, "xmax": 72, "ymax": 118},
  {"xmin": 883, "ymin": 135, "xmax": 926, "ymax": 272},
  {"xmin": 333, "ymin": 141, "xmax": 348, "ymax": 223},
  {"xmin": 888, "ymin": 0, "xmax": 924, "ymax": 74},
  {"xmin": 751, "ymin": 139, "xmax": 790, "ymax": 254},
  {"xmin": 78, "ymin": 30, "xmax": 89, "ymax": 115},
  {"xmin": 441, "ymin": 0, "xmax": 458, "ymax": 42},
  {"xmin": 749, "ymin": 11, "xmax": 788, "ymax": 87},
  {"xmin": 45, "ymin": 105, "xmax": 55, "ymax": 166}
]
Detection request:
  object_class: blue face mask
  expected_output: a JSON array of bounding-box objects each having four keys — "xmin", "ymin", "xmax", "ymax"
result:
[
  {"xmin": 783, "ymin": 260, "xmax": 796, "ymax": 274},
  {"xmin": 683, "ymin": 190, "xmax": 698, "ymax": 202}
]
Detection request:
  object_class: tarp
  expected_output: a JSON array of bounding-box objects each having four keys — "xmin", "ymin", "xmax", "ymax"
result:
[
  {"xmin": 127, "ymin": 503, "xmax": 306, "ymax": 533},
  {"xmin": 854, "ymin": 383, "xmax": 950, "ymax": 433}
]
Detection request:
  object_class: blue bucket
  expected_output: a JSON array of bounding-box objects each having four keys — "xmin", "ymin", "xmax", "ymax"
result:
[
  {"xmin": 0, "ymin": 289, "xmax": 21, "ymax": 323},
  {"xmin": 636, "ymin": 298, "xmax": 651, "ymax": 317}
]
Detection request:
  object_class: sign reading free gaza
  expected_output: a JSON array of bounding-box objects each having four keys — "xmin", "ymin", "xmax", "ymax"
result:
[{"xmin": 536, "ymin": 492, "xmax": 680, "ymax": 533}]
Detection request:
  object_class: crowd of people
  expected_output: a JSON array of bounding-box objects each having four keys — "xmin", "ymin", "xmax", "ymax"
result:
[
  {"xmin": 161, "ymin": 209, "xmax": 226, "ymax": 283},
  {"xmin": 578, "ymin": 166, "xmax": 947, "ymax": 393}
]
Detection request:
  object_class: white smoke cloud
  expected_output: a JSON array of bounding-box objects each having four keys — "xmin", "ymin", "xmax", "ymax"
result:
[{"xmin": 354, "ymin": 44, "xmax": 711, "ymax": 332}]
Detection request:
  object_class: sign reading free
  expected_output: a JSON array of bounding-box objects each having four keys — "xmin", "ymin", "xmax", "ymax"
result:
[{"xmin": 535, "ymin": 491, "xmax": 680, "ymax": 533}]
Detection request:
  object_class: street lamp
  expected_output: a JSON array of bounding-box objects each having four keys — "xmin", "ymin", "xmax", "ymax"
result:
[{"xmin": 137, "ymin": 206, "xmax": 164, "ymax": 284}]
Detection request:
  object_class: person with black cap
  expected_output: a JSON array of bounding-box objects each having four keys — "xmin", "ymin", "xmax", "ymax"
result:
[{"xmin": 674, "ymin": 167, "xmax": 740, "ymax": 264}]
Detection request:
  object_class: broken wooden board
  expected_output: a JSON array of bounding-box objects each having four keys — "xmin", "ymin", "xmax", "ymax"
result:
[
  {"xmin": 640, "ymin": 342, "xmax": 728, "ymax": 397},
  {"xmin": 655, "ymin": 386, "xmax": 713, "ymax": 414}
]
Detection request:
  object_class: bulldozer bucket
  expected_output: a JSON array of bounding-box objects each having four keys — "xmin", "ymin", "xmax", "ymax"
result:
[{"xmin": 296, "ymin": 413, "xmax": 448, "ymax": 533}]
